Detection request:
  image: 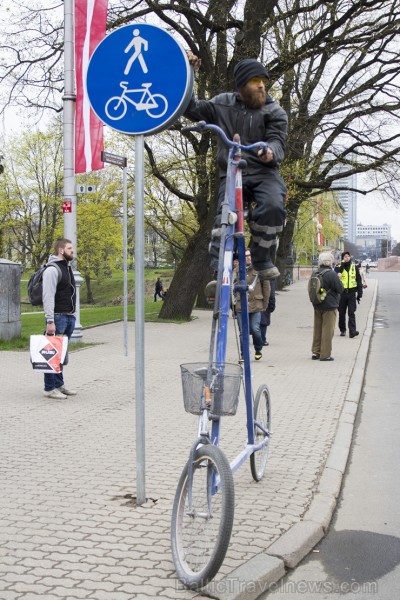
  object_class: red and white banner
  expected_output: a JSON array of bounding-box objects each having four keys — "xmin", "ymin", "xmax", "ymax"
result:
[{"xmin": 74, "ymin": 0, "xmax": 108, "ymax": 173}]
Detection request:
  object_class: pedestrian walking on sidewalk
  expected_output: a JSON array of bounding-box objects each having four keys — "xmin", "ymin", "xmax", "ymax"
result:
[
  {"xmin": 234, "ymin": 250, "xmax": 270, "ymax": 361},
  {"xmin": 260, "ymin": 278, "xmax": 276, "ymax": 346},
  {"xmin": 335, "ymin": 251, "xmax": 363, "ymax": 338},
  {"xmin": 356, "ymin": 261, "xmax": 367, "ymax": 288},
  {"xmin": 311, "ymin": 252, "xmax": 344, "ymax": 362},
  {"xmin": 43, "ymin": 238, "xmax": 77, "ymax": 399},
  {"xmin": 154, "ymin": 277, "xmax": 164, "ymax": 302}
]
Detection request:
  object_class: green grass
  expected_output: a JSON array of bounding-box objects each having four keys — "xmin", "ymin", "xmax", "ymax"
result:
[
  {"xmin": 2, "ymin": 266, "xmax": 181, "ymax": 351},
  {"xmin": 20, "ymin": 267, "xmax": 175, "ymax": 306},
  {"xmin": 0, "ymin": 299, "xmax": 179, "ymax": 351}
]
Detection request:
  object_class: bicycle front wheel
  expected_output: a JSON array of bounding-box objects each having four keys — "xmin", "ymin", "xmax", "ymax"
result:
[
  {"xmin": 250, "ymin": 384, "xmax": 271, "ymax": 482},
  {"xmin": 171, "ymin": 444, "xmax": 234, "ymax": 590}
]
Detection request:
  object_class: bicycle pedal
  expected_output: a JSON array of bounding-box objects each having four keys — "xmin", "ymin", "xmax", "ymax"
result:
[{"xmin": 228, "ymin": 211, "xmax": 237, "ymax": 225}]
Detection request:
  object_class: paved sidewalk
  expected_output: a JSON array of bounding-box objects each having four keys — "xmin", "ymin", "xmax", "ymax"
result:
[{"xmin": 0, "ymin": 278, "xmax": 377, "ymax": 600}]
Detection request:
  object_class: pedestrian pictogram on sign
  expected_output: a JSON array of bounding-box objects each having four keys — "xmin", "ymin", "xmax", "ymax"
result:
[{"xmin": 86, "ymin": 24, "xmax": 193, "ymax": 136}]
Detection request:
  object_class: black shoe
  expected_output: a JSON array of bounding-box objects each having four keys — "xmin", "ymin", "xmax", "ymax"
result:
[
  {"xmin": 263, "ymin": 341, "xmax": 269, "ymax": 346},
  {"xmin": 320, "ymin": 357, "xmax": 334, "ymax": 361},
  {"xmin": 312, "ymin": 354, "xmax": 320, "ymax": 360},
  {"xmin": 257, "ymin": 266, "xmax": 280, "ymax": 280},
  {"xmin": 350, "ymin": 331, "xmax": 359, "ymax": 338},
  {"xmin": 340, "ymin": 331, "xmax": 346, "ymax": 337}
]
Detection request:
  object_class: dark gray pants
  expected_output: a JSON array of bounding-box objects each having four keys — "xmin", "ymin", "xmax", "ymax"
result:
[
  {"xmin": 210, "ymin": 171, "xmax": 287, "ymax": 271},
  {"xmin": 338, "ymin": 290, "xmax": 357, "ymax": 335}
]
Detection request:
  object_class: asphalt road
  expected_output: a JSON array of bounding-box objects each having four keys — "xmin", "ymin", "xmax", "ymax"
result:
[{"xmin": 260, "ymin": 271, "xmax": 400, "ymax": 599}]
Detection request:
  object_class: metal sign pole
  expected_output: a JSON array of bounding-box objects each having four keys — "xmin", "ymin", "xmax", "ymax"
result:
[
  {"xmin": 87, "ymin": 23, "xmax": 194, "ymax": 509},
  {"xmin": 135, "ymin": 135, "xmax": 146, "ymax": 505},
  {"xmin": 122, "ymin": 165, "xmax": 128, "ymax": 357}
]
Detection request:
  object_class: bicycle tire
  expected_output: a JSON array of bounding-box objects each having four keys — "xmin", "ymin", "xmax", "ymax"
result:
[
  {"xmin": 171, "ymin": 444, "xmax": 234, "ymax": 590},
  {"xmin": 105, "ymin": 97, "xmax": 127, "ymax": 120},
  {"xmin": 145, "ymin": 93, "xmax": 168, "ymax": 118},
  {"xmin": 250, "ymin": 384, "xmax": 271, "ymax": 482}
]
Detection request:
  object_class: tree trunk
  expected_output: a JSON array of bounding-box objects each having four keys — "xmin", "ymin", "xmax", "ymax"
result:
[
  {"xmin": 276, "ymin": 201, "xmax": 300, "ymax": 290},
  {"xmin": 159, "ymin": 223, "xmax": 211, "ymax": 320},
  {"xmin": 195, "ymin": 264, "xmax": 214, "ymax": 309},
  {"xmin": 85, "ymin": 274, "xmax": 94, "ymax": 304}
]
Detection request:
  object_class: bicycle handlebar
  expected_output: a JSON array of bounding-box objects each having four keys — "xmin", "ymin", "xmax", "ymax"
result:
[{"xmin": 182, "ymin": 121, "xmax": 268, "ymax": 155}]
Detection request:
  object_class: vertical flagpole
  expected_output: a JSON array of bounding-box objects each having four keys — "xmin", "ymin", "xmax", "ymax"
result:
[
  {"xmin": 64, "ymin": 0, "xmax": 83, "ymax": 341},
  {"xmin": 123, "ymin": 164, "xmax": 128, "ymax": 357}
]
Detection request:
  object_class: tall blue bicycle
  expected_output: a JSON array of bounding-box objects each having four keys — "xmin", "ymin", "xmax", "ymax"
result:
[{"xmin": 171, "ymin": 122, "xmax": 272, "ymax": 589}]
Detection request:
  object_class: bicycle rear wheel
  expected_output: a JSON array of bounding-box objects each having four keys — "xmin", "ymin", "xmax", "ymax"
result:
[
  {"xmin": 250, "ymin": 384, "xmax": 271, "ymax": 482},
  {"xmin": 171, "ymin": 444, "xmax": 234, "ymax": 590}
]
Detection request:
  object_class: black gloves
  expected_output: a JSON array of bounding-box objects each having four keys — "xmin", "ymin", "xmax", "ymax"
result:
[{"xmin": 356, "ymin": 295, "xmax": 361, "ymax": 304}]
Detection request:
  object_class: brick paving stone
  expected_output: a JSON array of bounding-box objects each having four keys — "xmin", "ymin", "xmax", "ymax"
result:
[
  {"xmin": 77, "ymin": 580, "xmax": 120, "ymax": 592},
  {"xmin": 48, "ymin": 588, "xmax": 92, "ymax": 599},
  {"xmin": 86, "ymin": 592, "xmax": 139, "ymax": 600},
  {"xmin": 54, "ymin": 561, "xmax": 94, "ymax": 573},
  {"xmin": 19, "ymin": 596, "xmax": 64, "ymax": 600},
  {"xmin": 13, "ymin": 583, "xmax": 53, "ymax": 595},
  {"xmin": 2, "ymin": 574, "xmax": 40, "ymax": 585},
  {"xmin": 0, "ymin": 279, "xmax": 376, "ymax": 599}
]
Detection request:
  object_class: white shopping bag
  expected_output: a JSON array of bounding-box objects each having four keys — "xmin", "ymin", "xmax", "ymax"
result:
[{"xmin": 30, "ymin": 335, "xmax": 69, "ymax": 374}]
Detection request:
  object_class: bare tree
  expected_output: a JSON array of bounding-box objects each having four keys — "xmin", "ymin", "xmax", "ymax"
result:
[
  {"xmin": 269, "ymin": 0, "xmax": 400, "ymax": 278},
  {"xmin": 0, "ymin": 125, "xmax": 64, "ymax": 267},
  {"xmin": 2, "ymin": 0, "xmax": 399, "ymax": 317}
]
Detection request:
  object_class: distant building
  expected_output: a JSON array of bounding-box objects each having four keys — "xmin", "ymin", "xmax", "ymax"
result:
[
  {"xmin": 322, "ymin": 157, "xmax": 358, "ymax": 244},
  {"xmin": 356, "ymin": 222, "xmax": 392, "ymax": 259},
  {"xmin": 329, "ymin": 168, "xmax": 357, "ymax": 244}
]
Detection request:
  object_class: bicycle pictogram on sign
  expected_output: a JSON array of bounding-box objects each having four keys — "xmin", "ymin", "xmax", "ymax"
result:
[{"xmin": 105, "ymin": 82, "xmax": 168, "ymax": 120}]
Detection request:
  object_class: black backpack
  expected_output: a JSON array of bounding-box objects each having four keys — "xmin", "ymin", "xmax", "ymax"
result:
[
  {"xmin": 28, "ymin": 263, "xmax": 62, "ymax": 306},
  {"xmin": 308, "ymin": 268, "xmax": 329, "ymax": 305}
]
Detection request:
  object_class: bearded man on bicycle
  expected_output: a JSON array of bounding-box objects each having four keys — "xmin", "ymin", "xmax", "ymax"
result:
[{"xmin": 185, "ymin": 54, "xmax": 288, "ymax": 280}]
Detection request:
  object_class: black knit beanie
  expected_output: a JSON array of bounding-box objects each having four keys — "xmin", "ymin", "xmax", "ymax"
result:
[{"xmin": 233, "ymin": 59, "xmax": 269, "ymax": 89}]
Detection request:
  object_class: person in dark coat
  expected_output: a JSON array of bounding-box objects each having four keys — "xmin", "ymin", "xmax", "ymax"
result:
[
  {"xmin": 185, "ymin": 53, "xmax": 287, "ymax": 280},
  {"xmin": 335, "ymin": 251, "xmax": 363, "ymax": 338},
  {"xmin": 154, "ymin": 278, "xmax": 164, "ymax": 302},
  {"xmin": 260, "ymin": 278, "xmax": 276, "ymax": 346},
  {"xmin": 311, "ymin": 252, "xmax": 344, "ymax": 362}
]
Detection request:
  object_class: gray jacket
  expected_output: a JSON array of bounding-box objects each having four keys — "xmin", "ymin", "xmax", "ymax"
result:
[
  {"xmin": 43, "ymin": 255, "xmax": 76, "ymax": 322},
  {"xmin": 184, "ymin": 92, "xmax": 288, "ymax": 175}
]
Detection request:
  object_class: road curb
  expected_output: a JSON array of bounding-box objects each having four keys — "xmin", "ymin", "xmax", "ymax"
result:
[
  {"xmin": 210, "ymin": 280, "xmax": 378, "ymax": 599},
  {"xmin": 203, "ymin": 555, "xmax": 285, "ymax": 600}
]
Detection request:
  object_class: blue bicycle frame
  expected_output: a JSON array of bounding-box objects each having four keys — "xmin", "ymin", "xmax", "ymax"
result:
[
  {"xmin": 172, "ymin": 123, "xmax": 272, "ymax": 591},
  {"xmin": 194, "ymin": 122, "xmax": 269, "ymax": 475}
]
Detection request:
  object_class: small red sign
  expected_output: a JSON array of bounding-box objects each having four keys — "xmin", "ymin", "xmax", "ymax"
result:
[{"xmin": 62, "ymin": 201, "xmax": 72, "ymax": 213}]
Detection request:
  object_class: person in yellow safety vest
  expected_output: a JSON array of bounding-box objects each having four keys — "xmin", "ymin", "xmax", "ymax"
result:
[{"xmin": 334, "ymin": 251, "xmax": 363, "ymax": 338}]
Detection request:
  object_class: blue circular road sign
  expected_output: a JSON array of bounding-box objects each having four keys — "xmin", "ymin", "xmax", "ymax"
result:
[{"xmin": 87, "ymin": 24, "xmax": 193, "ymax": 135}]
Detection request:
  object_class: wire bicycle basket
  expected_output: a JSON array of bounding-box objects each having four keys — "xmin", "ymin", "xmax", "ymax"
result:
[{"xmin": 180, "ymin": 363, "xmax": 242, "ymax": 417}]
